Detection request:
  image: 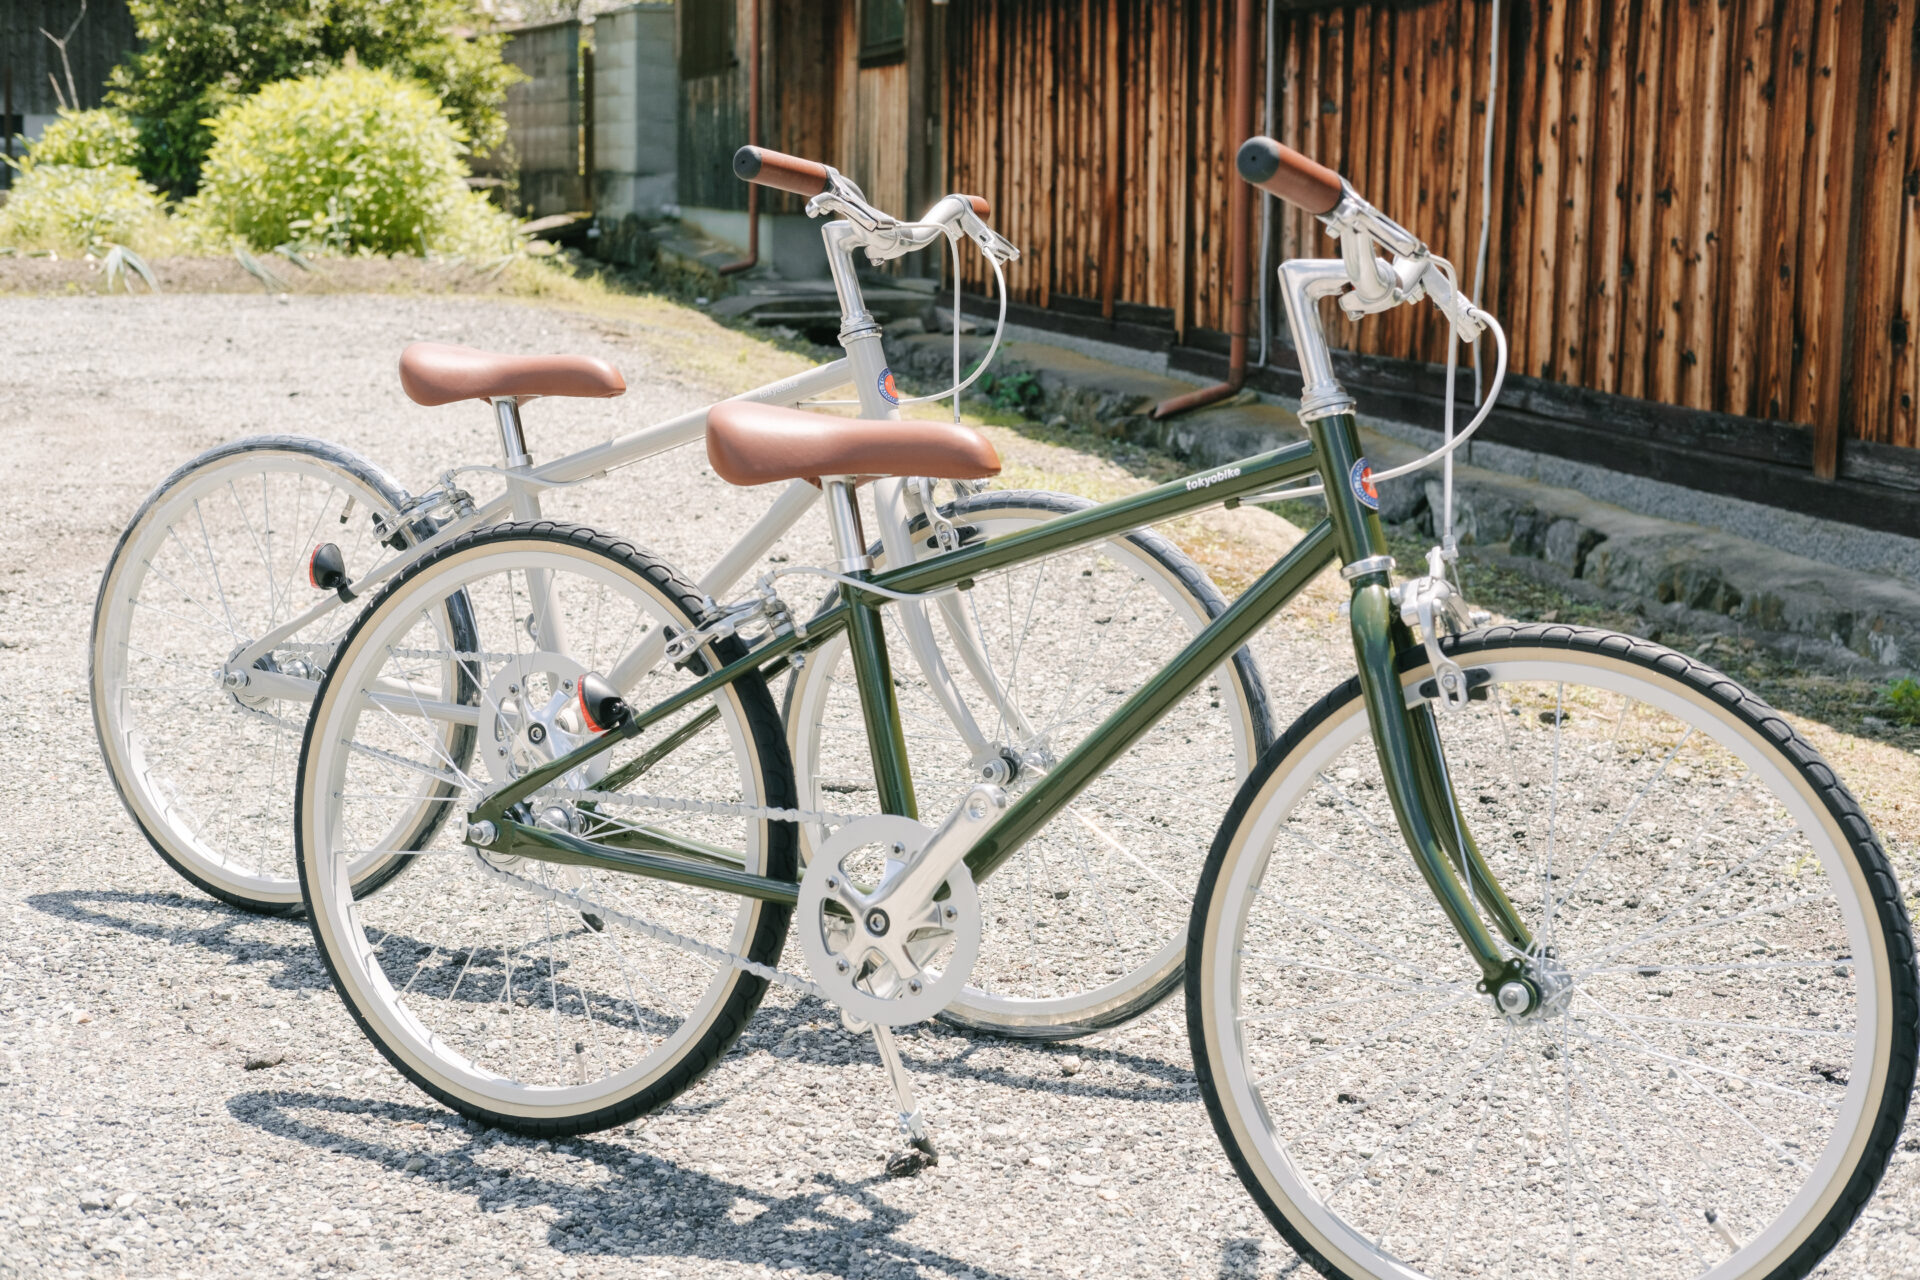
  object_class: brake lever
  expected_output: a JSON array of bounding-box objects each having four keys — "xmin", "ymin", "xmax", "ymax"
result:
[
  {"xmin": 1420, "ymin": 261, "xmax": 1486, "ymax": 344},
  {"xmin": 958, "ymin": 211, "xmax": 1020, "ymax": 265}
]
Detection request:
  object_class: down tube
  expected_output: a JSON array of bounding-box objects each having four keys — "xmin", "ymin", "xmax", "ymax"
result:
[{"xmin": 962, "ymin": 519, "xmax": 1337, "ymax": 883}]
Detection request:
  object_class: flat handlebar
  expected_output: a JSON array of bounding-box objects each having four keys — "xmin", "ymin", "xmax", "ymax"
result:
[{"xmin": 1235, "ymin": 137, "xmax": 1343, "ymax": 215}]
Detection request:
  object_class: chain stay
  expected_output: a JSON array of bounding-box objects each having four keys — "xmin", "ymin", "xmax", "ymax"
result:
[{"xmin": 467, "ymin": 853, "xmax": 821, "ymax": 999}]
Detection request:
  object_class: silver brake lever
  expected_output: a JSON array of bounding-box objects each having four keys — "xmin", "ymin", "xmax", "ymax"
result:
[{"xmin": 958, "ymin": 211, "xmax": 1020, "ymax": 265}]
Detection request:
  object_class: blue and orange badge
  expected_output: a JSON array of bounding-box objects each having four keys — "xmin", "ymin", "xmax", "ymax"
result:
[
  {"xmin": 1348, "ymin": 458, "xmax": 1379, "ymax": 510},
  {"xmin": 878, "ymin": 369, "xmax": 900, "ymax": 405}
]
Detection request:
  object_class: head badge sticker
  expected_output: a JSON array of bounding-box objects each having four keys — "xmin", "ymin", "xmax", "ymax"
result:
[
  {"xmin": 878, "ymin": 369, "xmax": 900, "ymax": 405},
  {"xmin": 1349, "ymin": 457, "xmax": 1380, "ymax": 510}
]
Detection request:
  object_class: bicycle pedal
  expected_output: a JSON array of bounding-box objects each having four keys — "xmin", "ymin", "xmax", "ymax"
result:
[{"xmin": 885, "ymin": 1135, "xmax": 939, "ymax": 1178}]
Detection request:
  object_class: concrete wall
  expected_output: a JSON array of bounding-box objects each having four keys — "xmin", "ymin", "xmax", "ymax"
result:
[
  {"xmin": 485, "ymin": 19, "xmax": 584, "ymax": 217},
  {"xmin": 592, "ymin": 3, "xmax": 677, "ymax": 218}
]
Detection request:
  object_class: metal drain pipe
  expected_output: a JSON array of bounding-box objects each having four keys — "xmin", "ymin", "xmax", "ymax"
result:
[
  {"xmin": 1154, "ymin": 0, "xmax": 1256, "ymax": 419},
  {"xmin": 719, "ymin": 0, "xmax": 762, "ymax": 276}
]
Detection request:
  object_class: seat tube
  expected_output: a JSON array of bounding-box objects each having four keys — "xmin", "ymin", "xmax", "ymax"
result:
[
  {"xmin": 494, "ymin": 397, "xmax": 568, "ymax": 656},
  {"xmin": 823, "ymin": 222, "xmax": 998, "ymax": 762},
  {"xmin": 823, "ymin": 477, "xmax": 916, "ymax": 819},
  {"xmin": 1282, "ymin": 261, "xmax": 1516, "ymax": 985}
]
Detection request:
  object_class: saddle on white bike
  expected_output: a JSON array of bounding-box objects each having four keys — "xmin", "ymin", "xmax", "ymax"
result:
[{"xmin": 397, "ymin": 341, "xmax": 627, "ymax": 406}]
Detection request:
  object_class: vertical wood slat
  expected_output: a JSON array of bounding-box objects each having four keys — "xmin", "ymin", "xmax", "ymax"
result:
[
  {"xmin": 1585, "ymin": 0, "xmax": 1632, "ymax": 393},
  {"xmin": 1679, "ymin": 0, "xmax": 1730, "ymax": 411},
  {"xmin": 1893, "ymin": 8, "xmax": 1920, "ymax": 450},
  {"xmin": 1756, "ymin": 0, "xmax": 1815, "ymax": 423},
  {"xmin": 1720, "ymin": 0, "xmax": 1776, "ymax": 419},
  {"xmin": 1849, "ymin": 0, "xmax": 1916, "ymax": 447},
  {"xmin": 1798, "ymin": 0, "xmax": 1862, "ymax": 474}
]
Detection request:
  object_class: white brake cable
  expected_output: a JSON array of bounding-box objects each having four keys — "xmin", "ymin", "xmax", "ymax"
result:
[
  {"xmin": 1472, "ymin": 0, "xmax": 1502, "ymax": 411},
  {"xmin": 802, "ymin": 231, "xmax": 1011, "ymax": 411},
  {"xmin": 1239, "ymin": 286, "xmax": 1508, "ymax": 505},
  {"xmin": 761, "ymin": 564, "xmax": 962, "ymax": 603},
  {"xmin": 889, "ymin": 248, "xmax": 1010, "ymax": 408}
]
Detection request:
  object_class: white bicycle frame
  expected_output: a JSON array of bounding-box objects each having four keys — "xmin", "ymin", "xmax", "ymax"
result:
[{"xmin": 221, "ymin": 203, "xmax": 1017, "ymax": 766}]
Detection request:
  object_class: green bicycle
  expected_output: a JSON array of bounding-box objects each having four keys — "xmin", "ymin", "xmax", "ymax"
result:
[{"xmin": 293, "ymin": 140, "xmax": 1915, "ymax": 1280}]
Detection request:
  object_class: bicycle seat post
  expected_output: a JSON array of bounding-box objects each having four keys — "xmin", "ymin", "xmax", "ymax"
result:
[{"xmin": 491, "ymin": 396, "xmax": 543, "ymax": 521}]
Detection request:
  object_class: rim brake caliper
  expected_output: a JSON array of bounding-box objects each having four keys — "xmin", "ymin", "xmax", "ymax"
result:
[{"xmin": 1392, "ymin": 546, "xmax": 1475, "ymax": 712}]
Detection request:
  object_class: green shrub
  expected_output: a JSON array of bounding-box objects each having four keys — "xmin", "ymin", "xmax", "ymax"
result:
[
  {"xmin": 20, "ymin": 108, "xmax": 141, "ymax": 168},
  {"xmin": 0, "ymin": 163, "xmax": 175, "ymax": 254},
  {"xmin": 185, "ymin": 67, "xmax": 516, "ymax": 257},
  {"xmin": 109, "ymin": 0, "xmax": 520, "ymax": 195},
  {"xmin": 1882, "ymin": 677, "xmax": 1920, "ymax": 727}
]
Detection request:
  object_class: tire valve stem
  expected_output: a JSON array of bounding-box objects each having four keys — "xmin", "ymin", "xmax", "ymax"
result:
[{"xmin": 1705, "ymin": 1209, "xmax": 1741, "ymax": 1253}]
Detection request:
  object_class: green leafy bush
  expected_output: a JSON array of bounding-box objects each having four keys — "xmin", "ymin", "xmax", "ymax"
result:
[
  {"xmin": 1882, "ymin": 677, "xmax": 1920, "ymax": 727},
  {"xmin": 0, "ymin": 163, "xmax": 176, "ymax": 254},
  {"xmin": 109, "ymin": 0, "xmax": 520, "ymax": 195},
  {"xmin": 184, "ymin": 67, "xmax": 516, "ymax": 257},
  {"xmin": 20, "ymin": 108, "xmax": 141, "ymax": 168}
]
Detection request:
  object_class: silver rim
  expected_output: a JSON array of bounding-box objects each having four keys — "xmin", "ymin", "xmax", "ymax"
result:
[
  {"xmin": 789, "ymin": 503, "xmax": 1258, "ymax": 1030},
  {"xmin": 94, "ymin": 448, "xmax": 420, "ymax": 906},
  {"xmin": 1196, "ymin": 649, "xmax": 1893, "ymax": 1280},
  {"xmin": 301, "ymin": 541, "xmax": 776, "ymax": 1120}
]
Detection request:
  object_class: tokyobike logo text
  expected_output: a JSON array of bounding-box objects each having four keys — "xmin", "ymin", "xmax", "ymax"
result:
[{"xmin": 1185, "ymin": 466, "xmax": 1242, "ymax": 492}]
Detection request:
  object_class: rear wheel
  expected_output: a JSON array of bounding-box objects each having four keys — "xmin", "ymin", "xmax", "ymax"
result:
[
  {"xmin": 91, "ymin": 436, "xmax": 461, "ymax": 913},
  {"xmin": 297, "ymin": 522, "xmax": 796, "ymax": 1135},
  {"xmin": 1188, "ymin": 625, "xmax": 1917, "ymax": 1280}
]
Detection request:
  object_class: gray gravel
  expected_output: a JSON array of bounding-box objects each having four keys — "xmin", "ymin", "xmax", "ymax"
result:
[{"xmin": 1, "ymin": 292, "xmax": 1914, "ymax": 1280}]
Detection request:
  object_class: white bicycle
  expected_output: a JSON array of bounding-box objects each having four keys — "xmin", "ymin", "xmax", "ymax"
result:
[{"xmin": 90, "ymin": 152, "xmax": 1274, "ymax": 1039}]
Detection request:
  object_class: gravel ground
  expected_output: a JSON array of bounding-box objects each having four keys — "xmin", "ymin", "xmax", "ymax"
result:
[{"xmin": 1, "ymin": 291, "xmax": 1913, "ymax": 1280}]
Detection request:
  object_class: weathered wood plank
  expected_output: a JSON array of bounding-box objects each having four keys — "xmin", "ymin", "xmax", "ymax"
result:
[
  {"xmin": 1894, "ymin": 8, "xmax": 1920, "ymax": 450},
  {"xmin": 1553, "ymin": 0, "xmax": 1598, "ymax": 383},
  {"xmin": 1848, "ymin": 0, "xmax": 1914, "ymax": 446},
  {"xmin": 1720, "ymin": 0, "xmax": 1776, "ymax": 418},
  {"xmin": 1679, "ymin": 0, "xmax": 1729, "ymax": 411},
  {"xmin": 1650, "ymin": 2, "xmax": 1699, "ymax": 405}
]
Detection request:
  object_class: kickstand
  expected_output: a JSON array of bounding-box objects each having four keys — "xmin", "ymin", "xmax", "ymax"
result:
[{"xmin": 869, "ymin": 1022, "xmax": 938, "ymax": 1177}]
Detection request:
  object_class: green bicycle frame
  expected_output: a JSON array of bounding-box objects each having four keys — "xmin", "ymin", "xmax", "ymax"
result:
[{"xmin": 471, "ymin": 409, "xmax": 1535, "ymax": 988}]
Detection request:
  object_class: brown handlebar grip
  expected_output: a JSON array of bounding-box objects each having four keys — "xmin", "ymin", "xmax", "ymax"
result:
[
  {"xmin": 960, "ymin": 194, "xmax": 991, "ymax": 218},
  {"xmin": 1235, "ymin": 136, "xmax": 1344, "ymax": 215},
  {"xmin": 732, "ymin": 145, "xmax": 831, "ymax": 198}
]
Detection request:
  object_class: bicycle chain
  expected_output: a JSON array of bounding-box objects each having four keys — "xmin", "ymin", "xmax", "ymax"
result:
[
  {"xmin": 534, "ymin": 786, "xmax": 853, "ymax": 829},
  {"xmin": 467, "ymin": 851, "xmax": 822, "ymax": 1000}
]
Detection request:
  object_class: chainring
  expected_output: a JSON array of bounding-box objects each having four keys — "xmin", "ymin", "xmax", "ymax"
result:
[{"xmin": 797, "ymin": 815, "xmax": 982, "ymax": 1026}]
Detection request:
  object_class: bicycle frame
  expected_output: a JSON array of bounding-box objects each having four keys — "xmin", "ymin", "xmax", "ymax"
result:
[
  {"xmin": 222, "ymin": 220, "xmax": 1018, "ymax": 769},
  {"xmin": 468, "ymin": 261, "xmax": 1539, "ymax": 992}
]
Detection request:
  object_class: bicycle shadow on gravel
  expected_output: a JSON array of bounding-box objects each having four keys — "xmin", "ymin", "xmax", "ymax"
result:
[
  {"xmin": 227, "ymin": 1088, "xmax": 1022, "ymax": 1280},
  {"xmin": 25, "ymin": 888, "xmax": 333, "ymax": 991},
  {"xmin": 29, "ymin": 889, "xmax": 1203, "ymax": 1107},
  {"xmin": 752, "ymin": 1000, "xmax": 1202, "ymax": 1107}
]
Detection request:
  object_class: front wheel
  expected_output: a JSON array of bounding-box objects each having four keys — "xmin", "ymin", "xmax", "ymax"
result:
[{"xmin": 1188, "ymin": 625, "xmax": 1916, "ymax": 1280}]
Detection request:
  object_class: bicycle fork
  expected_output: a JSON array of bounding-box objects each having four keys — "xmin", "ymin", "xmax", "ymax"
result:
[{"xmin": 1310, "ymin": 411, "xmax": 1541, "ymax": 1009}]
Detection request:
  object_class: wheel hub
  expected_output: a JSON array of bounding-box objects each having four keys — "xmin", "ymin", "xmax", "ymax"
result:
[{"xmin": 481, "ymin": 652, "xmax": 591, "ymax": 784}]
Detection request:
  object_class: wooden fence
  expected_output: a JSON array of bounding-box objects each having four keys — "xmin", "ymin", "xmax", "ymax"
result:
[{"xmin": 946, "ymin": 0, "xmax": 1920, "ymax": 465}]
